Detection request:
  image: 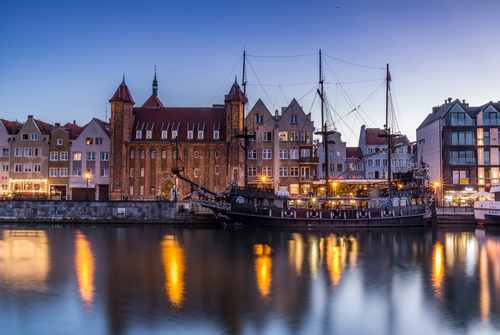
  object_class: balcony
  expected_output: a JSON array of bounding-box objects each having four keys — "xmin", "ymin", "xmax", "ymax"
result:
[
  {"xmin": 299, "ymin": 156, "xmax": 319, "ymax": 164},
  {"xmin": 449, "ymin": 158, "xmax": 476, "ymax": 165}
]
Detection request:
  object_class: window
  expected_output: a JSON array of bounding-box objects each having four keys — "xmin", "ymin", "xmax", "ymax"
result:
[
  {"xmin": 87, "ymin": 152, "xmax": 95, "ymax": 161},
  {"xmin": 213, "ymin": 130, "xmax": 219, "ymax": 139},
  {"xmin": 279, "ymin": 131, "xmax": 288, "ymax": 141},
  {"xmin": 24, "ymin": 148, "xmax": 32, "ymax": 157},
  {"xmin": 140, "ymin": 186, "xmax": 144, "ymax": 195},
  {"xmin": 60, "ymin": 168, "xmax": 68, "ymax": 177},
  {"xmin": 24, "ymin": 164, "xmax": 32, "ymax": 172},
  {"xmin": 57, "ymin": 139, "xmax": 63, "ymax": 145},
  {"xmin": 34, "ymin": 164, "xmax": 41, "ymax": 172},
  {"xmin": 263, "ymin": 149, "xmax": 272, "ymax": 159},
  {"xmin": 187, "ymin": 130, "xmax": 193, "ymax": 139},
  {"xmin": 22, "ymin": 134, "xmax": 28, "ymax": 141},
  {"xmin": 140, "ymin": 168, "xmax": 145, "ymax": 177},
  {"xmin": 290, "ymin": 184, "xmax": 299, "ymax": 194},
  {"xmin": 215, "ymin": 165, "xmax": 220, "ymax": 174},
  {"xmin": 74, "ymin": 152, "xmax": 82, "ymax": 161},
  {"xmin": 256, "ymin": 115, "xmax": 263, "ymax": 124},
  {"xmin": 96, "ymin": 137, "xmax": 103, "ymax": 145},
  {"xmin": 349, "ymin": 163, "xmax": 355, "ymax": 171},
  {"xmin": 279, "ymin": 167, "xmax": 288, "ymax": 177},
  {"xmin": 50, "ymin": 152, "xmax": 58, "ymax": 161},
  {"xmin": 130, "ymin": 186, "xmax": 134, "ymax": 195},
  {"xmin": 2, "ymin": 164, "xmax": 8, "ymax": 172},
  {"xmin": 262, "ymin": 166, "xmax": 273, "ymax": 176},
  {"xmin": 172, "ymin": 130, "xmax": 178, "ymax": 139},
  {"xmin": 215, "ymin": 150, "xmax": 220, "ymax": 158},
  {"xmin": 194, "ymin": 168, "xmax": 199, "ymax": 178},
  {"xmin": 287, "ymin": 167, "xmax": 297, "ymax": 177},
  {"xmin": 248, "ymin": 167, "xmax": 257, "ymax": 176},
  {"xmin": 248, "ymin": 132, "xmax": 255, "ymax": 141},
  {"xmin": 198, "ymin": 130, "xmax": 204, "ymax": 139},
  {"xmin": 131, "ymin": 151, "xmax": 135, "ymax": 158},
  {"xmin": 30, "ymin": 134, "xmax": 38, "ymax": 141},
  {"xmin": 130, "ymin": 168, "xmax": 134, "ymax": 177},
  {"xmin": 248, "ymin": 149, "xmax": 256, "ymax": 159},
  {"xmin": 2, "ymin": 148, "xmax": 8, "ymax": 156},
  {"xmin": 194, "ymin": 151, "xmax": 199, "ymax": 159},
  {"xmin": 15, "ymin": 148, "xmax": 22, "ymax": 157},
  {"xmin": 151, "ymin": 151, "xmax": 156, "ymax": 159},
  {"xmin": 290, "ymin": 131, "xmax": 299, "ymax": 142},
  {"xmin": 367, "ymin": 159, "xmax": 373, "ymax": 167},
  {"xmin": 146, "ymin": 131, "xmax": 152, "ymax": 139},
  {"xmin": 100, "ymin": 168, "xmax": 109, "ymax": 177},
  {"xmin": 162, "ymin": 151, "xmax": 167, "ymax": 159},
  {"xmin": 300, "ymin": 149, "xmax": 310, "ymax": 158},
  {"xmin": 141, "ymin": 151, "xmax": 145, "ymax": 159},
  {"xmin": 451, "ymin": 131, "xmax": 475, "ymax": 145},
  {"xmin": 15, "ymin": 164, "xmax": 22, "ymax": 172},
  {"xmin": 450, "ymin": 150, "xmax": 476, "ymax": 165},
  {"xmin": 60, "ymin": 152, "xmax": 68, "ymax": 161},
  {"xmin": 86, "ymin": 138, "xmax": 93, "ymax": 145},
  {"xmin": 300, "ymin": 132, "xmax": 310, "ymax": 143},
  {"xmin": 368, "ymin": 171, "xmax": 374, "ymax": 179},
  {"xmin": 290, "ymin": 115, "xmax": 298, "ymax": 124},
  {"xmin": 101, "ymin": 152, "xmax": 109, "ymax": 161},
  {"xmin": 161, "ymin": 130, "xmax": 168, "ymax": 139},
  {"xmin": 357, "ymin": 163, "xmax": 363, "ymax": 171},
  {"xmin": 375, "ymin": 159, "xmax": 380, "ymax": 167},
  {"xmin": 279, "ymin": 149, "xmax": 288, "ymax": 159},
  {"xmin": 73, "ymin": 169, "xmax": 82, "ymax": 176},
  {"xmin": 50, "ymin": 168, "xmax": 58, "ymax": 177},
  {"xmin": 262, "ymin": 132, "xmax": 272, "ymax": 141},
  {"xmin": 135, "ymin": 131, "xmax": 142, "ymax": 139},
  {"xmin": 290, "ymin": 149, "xmax": 299, "ymax": 159}
]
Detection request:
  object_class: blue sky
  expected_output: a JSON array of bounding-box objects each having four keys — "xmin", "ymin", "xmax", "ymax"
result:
[{"xmin": 2, "ymin": 0, "xmax": 500, "ymax": 146}]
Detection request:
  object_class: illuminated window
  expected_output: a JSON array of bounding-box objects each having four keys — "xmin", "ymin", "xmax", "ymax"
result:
[
  {"xmin": 86, "ymin": 138, "xmax": 93, "ymax": 145},
  {"xmin": 74, "ymin": 152, "xmax": 82, "ymax": 161}
]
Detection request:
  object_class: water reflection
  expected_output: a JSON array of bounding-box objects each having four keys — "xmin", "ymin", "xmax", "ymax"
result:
[
  {"xmin": 161, "ymin": 234, "xmax": 185, "ymax": 308},
  {"xmin": 75, "ymin": 230, "xmax": 95, "ymax": 307},
  {"xmin": 0, "ymin": 230, "xmax": 49, "ymax": 291},
  {"xmin": 253, "ymin": 244, "xmax": 272, "ymax": 299},
  {"xmin": 431, "ymin": 241, "xmax": 444, "ymax": 299}
]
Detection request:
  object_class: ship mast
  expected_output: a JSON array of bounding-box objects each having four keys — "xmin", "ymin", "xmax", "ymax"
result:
[
  {"xmin": 236, "ymin": 50, "xmax": 252, "ymax": 187},
  {"xmin": 384, "ymin": 63, "xmax": 393, "ymax": 191}
]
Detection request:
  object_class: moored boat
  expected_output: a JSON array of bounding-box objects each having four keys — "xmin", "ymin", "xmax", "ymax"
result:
[{"xmin": 474, "ymin": 185, "xmax": 500, "ymax": 225}]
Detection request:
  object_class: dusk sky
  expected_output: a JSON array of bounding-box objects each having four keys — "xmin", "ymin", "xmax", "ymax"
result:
[{"xmin": 2, "ymin": 0, "xmax": 500, "ymax": 146}]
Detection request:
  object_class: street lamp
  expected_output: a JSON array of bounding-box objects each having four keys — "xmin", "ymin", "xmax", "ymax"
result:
[
  {"xmin": 331, "ymin": 181, "xmax": 337, "ymax": 197},
  {"xmin": 85, "ymin": 171, "xmax": 91, "ymax": 201},
  {"xmin": 261, "ymin": 175, "xmax": 266, "ymax": 188}
]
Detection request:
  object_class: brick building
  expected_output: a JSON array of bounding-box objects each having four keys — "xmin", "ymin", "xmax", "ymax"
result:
[{"xmin": 108, "ymin": 74, "xmax": 245, "ymax": 200}]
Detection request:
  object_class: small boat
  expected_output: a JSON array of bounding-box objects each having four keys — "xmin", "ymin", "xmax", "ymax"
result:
[{"xmin": 474, "ymin": 185, "xmax": 500, "ymax": 225}]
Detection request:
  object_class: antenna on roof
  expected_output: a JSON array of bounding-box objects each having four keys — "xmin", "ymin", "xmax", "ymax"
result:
[
  {"xmin": 104, "ymin": 102, "xmax": 108, "ymax": 121},
  {"xmin": 122, "ymin": 74, "xmax": 125, "ymax": 84}
]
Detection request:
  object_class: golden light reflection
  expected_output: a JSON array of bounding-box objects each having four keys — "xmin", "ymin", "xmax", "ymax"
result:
[
  {"xmin": 308, "ymin": 235, "xmax": 321, "ymax": 278},
  {"xmin": 288, "ymin": 233, "xmax": 304, "ymax": 276},
  {"xmin": 479, "ymin": 247, "xmax": 490, "ymax": 321},
  {"xmin": 0, "ymin": 230, "xmax": 49, "ymax": 291},
  {"xmin": 161, "ymin": 235, "xmax": 185, "ymax": 308},
  {"xmin": 325, "ymin": 234, "xmax": 347, "ymax": 288},
  {"xmin": 432, "ymin": 242, "xmax": 445, "ymax": 299},
  {"xmin": 254, "ymin": 244, "xmax": 273, "ymax": 299},
  {"xmin": 75, "ymin": 231, "xmax": 95, "ymax": 307}
]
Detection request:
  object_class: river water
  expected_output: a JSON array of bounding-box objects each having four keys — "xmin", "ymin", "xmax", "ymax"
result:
[{"xmin": 0, "ymin": 225, "xmax": 499, "ymax": 335}]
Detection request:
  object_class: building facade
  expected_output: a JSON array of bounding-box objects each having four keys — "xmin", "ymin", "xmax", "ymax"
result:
[{"xmin": 109, "ymin": 75, "xmax": 245, "ymax": 201}]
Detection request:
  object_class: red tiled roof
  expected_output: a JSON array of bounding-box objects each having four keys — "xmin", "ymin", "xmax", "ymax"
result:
[
  {"xmin": 364, "ymin": 128, "xmax": 387, "ymax": 145},
  {"xmin": 346, "ymin": 147, "xmax": 362, "ymax": 158},
  {"xmin": 34, "ymin": 119, "xmax": 54, "ymax": 134},
  {"xmin": 63, "ymin": 122, "xmax": 84, "ymax": 138},
  {"xmin": 225, "ymin": 81, "xmax": 244, "ymax": 102},
  {"xmin": 96, "ymin": 118, "xmax": 111, "ymax": 136},
  {"xmin": 131, "ymin": 106, "xmax": 226, "ymax": 142},
  {"xmin": 109, "ymin": 80, "xmax": 135, "ymax": 104},
  {"xmin": 142, "ymin": 94, "xmax": 164, "ymax": 108},
  {"xmin": 0, "ymin": 119, "xmax": 23, "ymax": 134}
]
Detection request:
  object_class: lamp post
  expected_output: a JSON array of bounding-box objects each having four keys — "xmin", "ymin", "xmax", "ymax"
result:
[
  {"xmin": 85, "ymin": 171, "xmax": 91, "ymax": 201},
  {"xmin": 261, "ymin": 175, "xmax": 266, "ymax": 188}
]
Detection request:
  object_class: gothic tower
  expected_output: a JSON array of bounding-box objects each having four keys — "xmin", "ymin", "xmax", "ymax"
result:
[
  {"xmin": 225, "ymin": 80, "xmax": 245, "ymax": 185},
  {"xmin": 109, "ymin": 77, "xmax": 134, "ymax": 200}
]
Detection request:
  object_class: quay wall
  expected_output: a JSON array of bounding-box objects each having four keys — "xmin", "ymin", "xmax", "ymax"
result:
[
  {"xmin": 436, "ymin": 206, "xmax": 475, "ymax": 223},
  {"xmin": 0, "ymin": 200, "xmax": 218, "ymax": 224}
]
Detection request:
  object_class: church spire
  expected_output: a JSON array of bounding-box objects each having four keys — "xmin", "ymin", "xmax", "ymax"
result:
[{"xmin": 152, "ymin": 66, "xmax": 158, "ymax": 97}]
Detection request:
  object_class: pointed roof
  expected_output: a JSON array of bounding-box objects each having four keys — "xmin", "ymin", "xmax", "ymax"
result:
[
  {"xmin": 142, "ymin": 94, "xmax": 164, "ymax": 108},
  {"xmin": 225, "ymin": 80, "xmax": 245, "ymax": 102},
  {"xmin": 109, "ymin": 77, "xmax": 135, "ymax": 104},
  {"xmin": 0, "ymin": 119, "xmax": 23, "ymax": 134},
  {"xmin": 63, "ymin": 121, "xmax": 84, "ymax": 139},
  {"xmin": 346, "ymin": 147, "xmax": 363, "ymax": 158}
]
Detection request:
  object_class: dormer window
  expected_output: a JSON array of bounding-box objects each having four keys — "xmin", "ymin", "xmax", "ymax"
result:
[
  {"xmin": 146, "ymin": 130, "xmax": 152, "ymax": 139},
  {"xmin": 187, "ymin": 130, "xmax": 193, "ymax": 139},
  {"xmin": 198, "ymin": 130, "xmax": 204, "ymax": 139},
  {"xmin": 136, "ymin": 130, "xmax": 142, "ymax": 139},
  {"xmin": 213, "ymin": 130, "xmax": 219, "ymax": 139},
  {"xmin": 161, "ymin": 130, "xmax": 168, "ymax": 139},
  {"xmin": 172, "ymin": 130, "xmax": 178, "ymax": 139}
]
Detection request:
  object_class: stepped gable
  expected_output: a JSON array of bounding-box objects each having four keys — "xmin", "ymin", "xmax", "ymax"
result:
[
  {"xmin": 131, "ymin": 105, "xmax": 226, "ymax": 142},
  {"xmin": 109, "ymin": 78, "xmax": 135, "ymax": 104}
]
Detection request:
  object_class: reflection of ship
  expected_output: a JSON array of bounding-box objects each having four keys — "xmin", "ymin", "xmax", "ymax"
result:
[
  {"xmin": 173, "ymin": 64, "xmax": 434, "ymax": 227},
  {"xmin": 474, "ymin": 185, "xmax": 500, "ymax": 225}
]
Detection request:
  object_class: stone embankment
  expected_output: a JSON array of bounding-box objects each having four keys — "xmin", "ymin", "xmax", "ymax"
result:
[
  {"xmin": 0, "ymin": 200, "xmax": 219, "ymax": 225},
  {"xmin": 435, "ymin": 206, "xmax": 475, "ymax": 223}
]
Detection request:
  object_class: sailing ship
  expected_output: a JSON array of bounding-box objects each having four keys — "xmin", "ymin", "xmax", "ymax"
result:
[{"xmin": 173, "ymin": 53, "xmax": 434, "ymax": 227}]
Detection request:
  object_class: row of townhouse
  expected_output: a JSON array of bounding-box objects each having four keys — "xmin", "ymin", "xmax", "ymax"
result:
[
  {"xmin": 417, "ymin": 98, "xmax": 500, "ymax": 205},
  {"xmin": 0, "ymin": 115, "xmax": 110, "ymax": 200}
]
